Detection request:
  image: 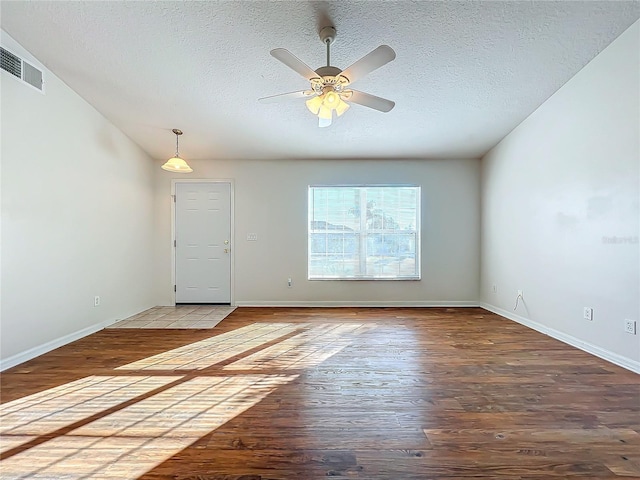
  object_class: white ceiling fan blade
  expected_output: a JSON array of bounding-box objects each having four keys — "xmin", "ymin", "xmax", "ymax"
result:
[
  {"xmin": 258, "ymin": 90, "xmax": 313, "ymax": 104},
  {"xmin": 270, "ymin": 48, "xmax": 319, "ymax": 81},
  {"xmin": 347, "ymin": 90, "xmax": 395, "ymax": 113},
  {"xmin": 339, "ymin": 45, "xmax": 396, "ymax": 85}
]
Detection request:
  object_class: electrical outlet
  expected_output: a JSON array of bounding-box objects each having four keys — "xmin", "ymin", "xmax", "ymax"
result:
[
  {"xmin": 94, "ymin": 296, "xmax": 101, "ymax": 307},
  {"xmin": 492, "ymin": 285, "xmax": 497, "ymax": 294},
  {"xmin": 624, "ymin": 319, "xmax": 637, "ymax": 335},
  {"xmin": 517, "ymin": 289, "xmax": 523, "ymax": 298},
  {"xmin": 247, "ymin": 233, "xmax": 258, "ymax": 241},
  {"xmin": 583, "ymin": 307, "xmax": 593, "ymax": 321},
  {"xmin": 287, "ymin": 277, "xmax": 292, "ymax": 288}
]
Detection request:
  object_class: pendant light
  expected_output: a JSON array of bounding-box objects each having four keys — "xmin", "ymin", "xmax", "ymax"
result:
[{"xmin": 161, "ymin": 129, "xmax": 193, "ymax": 173}]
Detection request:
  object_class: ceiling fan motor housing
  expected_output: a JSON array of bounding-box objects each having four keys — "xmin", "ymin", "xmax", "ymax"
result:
[
  {"xmin": 315, "ymin": 66, "xmax": 343, "ymax": 78},
  {"xmin": 311, "ymin": 67, "xmax": 349, "ymax": 95}
]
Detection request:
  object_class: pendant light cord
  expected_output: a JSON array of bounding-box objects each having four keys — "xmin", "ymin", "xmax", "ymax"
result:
[{"xmin": 175, "ymin": 132, "xmax": 180, "ymax": 157}]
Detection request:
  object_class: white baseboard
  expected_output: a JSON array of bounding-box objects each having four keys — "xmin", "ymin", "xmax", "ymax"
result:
[
  {"xmin": 480, "ymin": 302, "xmax": 640, "ymax": 374},
  {"xmin": 234, "ymin": 301, "xmax": 480, "ymax": 307},
  {"xmin": 0, "ymin": 318, "xmax": 116, "ymax": 372}
]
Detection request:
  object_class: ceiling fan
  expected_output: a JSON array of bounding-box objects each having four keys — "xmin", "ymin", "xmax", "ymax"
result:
[{"xmin": 259, "ymin": 26, "xmax": 396, "ymax": 127}]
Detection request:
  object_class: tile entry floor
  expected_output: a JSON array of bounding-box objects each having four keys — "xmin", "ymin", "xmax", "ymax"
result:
[{"xmin": 107, "ymin": 305, "xmax": 236, "ymax": 329}]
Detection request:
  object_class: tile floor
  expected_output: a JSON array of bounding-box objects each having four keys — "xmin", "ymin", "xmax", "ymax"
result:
[{"xmin": 108, "ymin": 305, "xmax": 236, "ymax": 329}]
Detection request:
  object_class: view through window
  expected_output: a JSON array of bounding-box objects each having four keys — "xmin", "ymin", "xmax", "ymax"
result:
[{"xmin": 308, "ymin": 185, "xmax": 420, "ymax": 280}]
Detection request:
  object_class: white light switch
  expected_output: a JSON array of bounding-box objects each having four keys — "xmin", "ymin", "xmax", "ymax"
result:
[{"xmin": 247, "ymin": 233, "xmax": 258, "ymax": 241}]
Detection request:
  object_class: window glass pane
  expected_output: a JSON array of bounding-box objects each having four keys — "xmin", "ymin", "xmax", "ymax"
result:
[{"xmin": 309, "ymin": 185, "xmax": 420, "ymax": 280}]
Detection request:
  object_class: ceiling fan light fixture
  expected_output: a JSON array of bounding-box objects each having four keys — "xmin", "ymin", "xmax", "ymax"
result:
[
  {"xmin": 161, "ymin": 129, "xmax": 192, "ymax": 173},
  {"xmin": 323, "ymin": 90, "xmax": 339, "ymax": 106},
  {"xmin": 335, "ymin": 98, "xmax": 350, "ymax": 116},
  {"xmin": 318, "ymin": 105, "xmax": 333, "ymax": 121},
  {"xmin": 305, "ymin": 95, "xmax": 323, "ymax": 114},
  {"xmin": 305, "ymin": 87, "xmax": 351, "ymax": 124}
]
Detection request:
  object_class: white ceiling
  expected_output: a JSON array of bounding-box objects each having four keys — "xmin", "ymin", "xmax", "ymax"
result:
[{"xmin": 1, "ymin": 1, "xmax": 638, "ymax": 161}]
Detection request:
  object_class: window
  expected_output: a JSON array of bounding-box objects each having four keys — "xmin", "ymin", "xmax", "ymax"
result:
[{"xmin": 308, "ymin": 185, "xmax": 420, "ymax": 280}]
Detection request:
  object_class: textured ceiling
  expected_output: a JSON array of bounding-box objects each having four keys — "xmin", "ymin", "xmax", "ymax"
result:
[{"xmin": 1, "ymin": 1, "xmax": 639, "ymax": 161}]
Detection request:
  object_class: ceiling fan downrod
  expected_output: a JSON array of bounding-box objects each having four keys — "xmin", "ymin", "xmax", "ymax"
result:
[{"xmin": 319, "ymin": 26, "xmax": 336, "ymax": 67}]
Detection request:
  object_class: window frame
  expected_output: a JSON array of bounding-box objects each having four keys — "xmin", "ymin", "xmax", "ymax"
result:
[{"xmin": 308, "ymin": 184, "xmax": 421, "ymax": 281}]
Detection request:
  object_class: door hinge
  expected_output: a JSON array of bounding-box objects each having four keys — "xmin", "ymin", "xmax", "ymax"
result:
[
  {"xmin": 174, "ymin": 285, "xmax": 176, "ymax": 292},
  {"xmin": 174, "ymin": 240, "xmax": 176, "ymax": 247},
  {"xmin": 173, "ymin": 194, "xmax": 176, "ymax": 203}
]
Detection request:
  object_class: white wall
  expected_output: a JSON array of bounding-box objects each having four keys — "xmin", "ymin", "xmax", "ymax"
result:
[
  {"xmin": 481, "ymin": 21, "xmax": 640, "ymax": 371},
  {"xmin": 1, "ymin": 32, "xmax": 157, "ymax": 369},
  {"xmin": 155, "ymin": 158, "xmax": 481, "ymax": 306}
]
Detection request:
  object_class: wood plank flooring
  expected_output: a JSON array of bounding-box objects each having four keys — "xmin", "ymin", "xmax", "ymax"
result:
[{"xmin": 1, "ymin": 307, "xmax": 638, "ymax": 479}]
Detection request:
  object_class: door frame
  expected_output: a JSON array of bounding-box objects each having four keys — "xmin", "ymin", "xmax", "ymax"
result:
[{"xmin": 170, "ymin": 179, "xmax": 235, "ymax": 306}]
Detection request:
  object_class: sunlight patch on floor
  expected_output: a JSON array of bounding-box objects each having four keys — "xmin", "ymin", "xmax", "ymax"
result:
[
  {"xmin": 0, "ymin": 376, "xmax": 179, "ymax": 453},
  {"xmin": 224, "ymin": 323, "xmax": 376, "ymax": 371},
  {"xmin": 0, "ymin": 321, "xmax": 378, "ymax": 478},
  {"xmin": 0, "ymin": 375, "xmax": 296, "ymax": 479},
  {"xmin": 116, "ymin": 323, "xmax": 300, "ymax": 371}
]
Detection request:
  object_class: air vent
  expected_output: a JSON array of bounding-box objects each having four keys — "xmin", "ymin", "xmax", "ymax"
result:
[
  {"xmin": 22, "ymin": 61, "xmax": 43, "ymax": 90},
  {"xmin": 0, "ymin": 46, "xmax": 44, "ymax": 92},
  {"xmin": 1, "ymin": 47, "xmax": 21, "ymax": 78}
]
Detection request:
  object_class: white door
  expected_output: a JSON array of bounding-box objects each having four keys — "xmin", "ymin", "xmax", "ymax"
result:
[{"xmin": 175, "ymin": 182, "xmax": 231, "ymax": 303}]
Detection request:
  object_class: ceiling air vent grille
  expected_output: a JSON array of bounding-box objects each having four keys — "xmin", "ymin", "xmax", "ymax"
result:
[
  {"xmin": 0, "ymin": 46, "xmax": 44, "ymax": 92},
  {"xmin": 1, "ymin": 47, "xmax": 22, "ymax": 79}
]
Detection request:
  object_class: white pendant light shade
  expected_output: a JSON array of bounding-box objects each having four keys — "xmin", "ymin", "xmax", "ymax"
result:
[
  {"xmin": 162, "ymin": 155, "xmax": 193, "ymax": 173},
  {"xmin": 162, "ymin": 129, "xmax": 192, "ymax": 173}
]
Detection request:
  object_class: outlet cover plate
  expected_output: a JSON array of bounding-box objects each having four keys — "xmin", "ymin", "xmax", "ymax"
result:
[
  {"xmin": 583, "ymin": 307, "xmax": 593, "ymax": 321},
  {"xmin": 624, "ymin": 319, "xmax": 637, "ymax": 335}
]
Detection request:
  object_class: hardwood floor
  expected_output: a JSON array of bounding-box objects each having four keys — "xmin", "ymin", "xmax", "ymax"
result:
[{"xmin": 1, "ymin": 307, "xmax": 638, "ymax": 479}]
